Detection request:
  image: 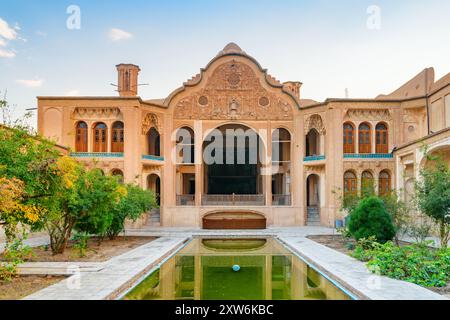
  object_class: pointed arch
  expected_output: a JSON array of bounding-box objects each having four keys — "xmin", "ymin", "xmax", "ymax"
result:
[
  {"xmin": 75, "ymin": 121, "xmax": 88, "ymax": 152},
  {"xmin": 93, "ymin": 122, "xmax": 108, "ymax": 152},
  {"xmin": 358, "ymin": 122, "xmax": 372, "ymax": 154}
]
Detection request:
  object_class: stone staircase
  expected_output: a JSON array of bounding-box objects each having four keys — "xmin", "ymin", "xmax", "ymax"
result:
[
  {"xmin": 147, "ymin": 208, "xmax": 161, "ymax": 227},
  {"xmin": 307, "ymin": 206, "xmax": 321, "ymax": 226}
]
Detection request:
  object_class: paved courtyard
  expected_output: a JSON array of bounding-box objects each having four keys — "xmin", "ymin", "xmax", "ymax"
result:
[{"xmin": 0, "ymin": 226, "xmax": 446, "ymax": 300}]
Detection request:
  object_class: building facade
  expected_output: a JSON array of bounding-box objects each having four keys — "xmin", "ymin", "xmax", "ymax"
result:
[{"xmin": 37, "ymin": 43, "xmax": 450, "ymax": 229}]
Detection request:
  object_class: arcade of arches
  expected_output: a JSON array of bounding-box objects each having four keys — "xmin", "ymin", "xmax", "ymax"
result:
[{"xmin": 38, "ymin": 43, "xmax": 450, "ymax": 229}]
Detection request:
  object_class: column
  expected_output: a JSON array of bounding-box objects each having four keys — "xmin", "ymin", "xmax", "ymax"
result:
[
  {"xmin": 194, "ymin": 120, "xmax": 203, "ymax": 206},
  {"xmin": 265, "ymin": 122, "xmax": 272, "ymax": 206}
]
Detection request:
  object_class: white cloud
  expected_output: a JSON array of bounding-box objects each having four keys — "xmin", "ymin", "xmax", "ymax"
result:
[
  {"xmin": 0, "ymin": 18, "xmax": 20, "ymax": 58},
  {"xmin": 65, "ymin": 89, "xmax": 80, "ymax": 96},
  {"xmin": 16, "ymin": 79, "xmax": 44, "ymax": 88},
  {"xmin": 0, "ymin": 49, "xmax": 15, "ymax": 58},
  {"xmin": 0, "ymin": 18, "xmax": 17, "ymax": 41},
  {"xmin": 108, "ymin": 28, "xmax": 133, "ymax": 42}
]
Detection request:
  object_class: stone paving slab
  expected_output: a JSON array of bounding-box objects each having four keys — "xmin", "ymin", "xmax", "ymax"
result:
[
  {"xmin": 279, "ymin": 236, "xmax": 447, "ymax": 300},
  {"xmin": 23, "ymin": 237, "xmax": 188, "ymax": 300},
  {"xmin": 125, "ymin": 226, "xmax": 336, "ymax": 238},
  {"xmin": 18, "ymin": 262, "xmax": 104, "ymax": 275}
]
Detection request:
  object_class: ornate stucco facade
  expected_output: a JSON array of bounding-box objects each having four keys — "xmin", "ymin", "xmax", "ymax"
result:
[{"xmin": 37, "ymin": 43, "xmax": 450, "ymax": 229}]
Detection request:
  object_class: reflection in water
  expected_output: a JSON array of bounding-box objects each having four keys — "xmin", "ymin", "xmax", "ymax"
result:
[{"xmin": 124, "ymin": 238, "xmax": 351, "ymax": 300}]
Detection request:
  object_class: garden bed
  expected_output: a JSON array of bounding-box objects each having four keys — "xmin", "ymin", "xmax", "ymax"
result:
[
  {"xmin": 308, "ymin": 234, "xmax": 450, "ymax": 298},
  {"xmin": 307, "ymin": 235, "xmax": 356, "ymax": 256},
  {"xmin": 2, "ymin": 236, "xmax": 156, "ymax": 263},
  {"xmin": 0, "ymin": 275, "xmax": 65, "ymax": 300}
]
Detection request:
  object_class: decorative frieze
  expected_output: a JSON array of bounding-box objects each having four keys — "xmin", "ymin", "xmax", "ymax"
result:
[
  {"xmin": 72, "ymin": 107, "xmax": 122, "ymax": 120},
  {"xmin": 345, "ymin": 109, "xmax": 391, "ymax": 121},
  {"xmin": 304, "ymin": 114, "xmax": 326, "ymax": 135},
  {"xmin": 142, "ymin": 113, "xmax": 162, "ymax": 134},
  {"xmin": 174, "ymin": 61, "xmax": 293, "ymax": 120}
]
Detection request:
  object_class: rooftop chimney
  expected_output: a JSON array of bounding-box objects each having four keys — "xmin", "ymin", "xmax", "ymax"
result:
[
  {"xmin": 116, "ymin": 64, "xmax": 141, "ymax": 97},
  {"xmin": 283, "ymin": 81, "xmax": 302, "ymax": 99}
]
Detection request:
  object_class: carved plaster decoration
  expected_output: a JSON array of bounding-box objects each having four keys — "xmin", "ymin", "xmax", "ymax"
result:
[
  {"xmin": 72, "ymin": 107, "xmax": 122, "ymax": 120},
  {"xmin": 142, "ymin": 113, "xmax": 162, "ymax": 134},
  {"xmin": 403, "ymin": 109, "xmax": 422, "ymax": 123},
  {"xmin": 304, "ymin": 114, "xmax": 326, "ymax": 135},
  {"xmin": 345, "ymin": 109, "xmax": 392, "ymax": 121},
  {"xmin": 174, "ymin": 61, "xmax": 293, "ymax": 120}
]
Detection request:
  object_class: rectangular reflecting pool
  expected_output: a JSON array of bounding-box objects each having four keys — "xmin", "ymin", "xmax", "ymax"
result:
[{"xmin": 123, "ymin": 238, "xmax": 352, "ymax": 300}]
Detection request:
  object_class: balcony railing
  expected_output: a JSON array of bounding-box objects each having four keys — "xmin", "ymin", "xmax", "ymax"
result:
[
  {"xmin": 176, "ymin": 195, "xmax": 195, "ymax": 206},
  {"xmin": 70, "ymin": 152, "xmax": 124, "ymax": 158},
  {"xmin": 344, "ymin": 153, "xmax": 393, "ymax": 159},
  {"xmin": 202, "ymin": 194, "xmax": 265, "ymax": 206},
  {"xmin": 303, "ymin": 155, "xmax": 325, "ymax": 162},
  {"xmin": 272, "ymin": 194, "xmax": 292, "ymax": 206},
  {"xmin": 142, "ymin": 154, "xmax": 164, "ymax": 161}
]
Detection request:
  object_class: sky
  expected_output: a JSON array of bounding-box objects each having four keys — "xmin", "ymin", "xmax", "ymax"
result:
[{"xmin": 0, "ymin": 0, "xmax": 449, "ymax": 127}]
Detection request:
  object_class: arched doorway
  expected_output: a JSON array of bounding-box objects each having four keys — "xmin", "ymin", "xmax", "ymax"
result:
[
  {"xmin": 111, "ymin": 169, "xmax": 124, "ymax": 184},
  {"xmin": 306, "ymin": 174, "xmax": 320, "ymax": 225},
  {"xmin": 202, "ymin": 124, "xmax": 265, "ymax": 206},
  {"xmin": 147, "ymin": 174, "xmax": 161, "ymax": 206}
]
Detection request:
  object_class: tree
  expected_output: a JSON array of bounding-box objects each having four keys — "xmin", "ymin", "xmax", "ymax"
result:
[
  {"xmin": 0, "ymin": 177, "xmax": 42, "ymax": 242},
  {"xmin": 0, "ymin": 126, "xmax": 62, "ymax": 243},
  {"xmin": 348, "ymin": 196, "xmax": 396, "ymax": 243},
  {"xmin": 381, "ymin": 192, "xmax": 410, "ymax": 245},
  {"xmin": 73, "ymin": 169, "xmax": 127, "ymax": 238},
  {"xmin": 106, "ymin": 184, "xmax": 156, "ymax": 240},
  {"xmin": 42, "ymin": 160, "xmax": 126, "ymax": 254},
  {"xmin": 415, "ymin": 149, "xmax": 450, "ymax": 249}
]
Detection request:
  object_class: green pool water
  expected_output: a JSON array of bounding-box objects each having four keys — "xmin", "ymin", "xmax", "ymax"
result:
[{"xmin": 123, "ymin": 238, "xmax": 352, "ymax": 300}]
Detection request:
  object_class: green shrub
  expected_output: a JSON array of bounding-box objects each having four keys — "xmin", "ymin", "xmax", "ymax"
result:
[
  {"xmin": 71, "ymin": 231, "xmax": 90, "ymax": 258},
  {"xmin": 106, "ymin": 184, "xmax": 156, "ymax": 240},
  {"xmin": 0, "ymin": 238, "xmax": 32, "ymax": 282},
  {"xmin": 353, "ymin": 239, "xmax": 450, "ymax": 288},
  {"xmin": 348, "ymin": 196, "xmax": 395, "ymax": 243}
]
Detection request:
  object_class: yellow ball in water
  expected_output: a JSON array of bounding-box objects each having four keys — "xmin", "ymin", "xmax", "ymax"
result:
[{"xmin": 232, "ymin": 265, "xmax": 240, "ymax": 272}]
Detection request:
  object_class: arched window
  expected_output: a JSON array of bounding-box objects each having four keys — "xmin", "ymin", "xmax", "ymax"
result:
[
  {"xmin": 272, "ymin": 128, "xmax": 291, "ymax": 204},
  {"xmin": 147, "ymin": 128, "xmax": 161, "ymax": 156},
  {"xmin": 375, "ymin": 123, "xmax": 388, "ymax": 154},
  {"xmin": 75, "ymin": 121, "xmax": 88, "ymax": 152},
  {"xmin": 93, "ymin": 123, "xmax": 108, "ymax": 152},
  {"xmin": 378, "ymin": 170, "xmax": 391, "ymax": 196},
  {"xmin": 361, "ymin": 171, "xmax": 374, "ymax": 196},
  {"xmin": 344, "ymin": 171, "xmax": 357, "ymax": 196},
  {"xmin": 111, "ymin": 121, "xmax": 124, "ymax": 153},
  {"xmin": 358, "ymin": 123, "xmax": 371, "ymax": 154},
  {"xmin": 306, "ymin": 129, "xmax": 320, "ymax": 157},
  {"xmin": 176, "ymin": 127, "xmax": 195, "ymax": 164},
  {"xmin": 111, "ymin": 169, "xmax": 124, "ymax": 184},
  {"xmin": 343, "ymin": 123, "xmax": 355, "ymax": 154},
  {"xmin": 272, "ymin": 128, "xmax": 291, "ymax": 163}
]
